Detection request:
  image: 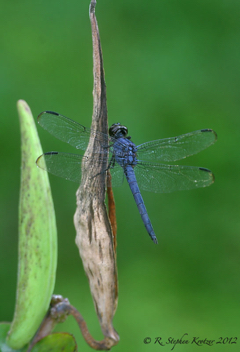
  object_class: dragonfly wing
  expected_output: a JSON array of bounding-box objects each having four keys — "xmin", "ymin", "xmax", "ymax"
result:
[
  {"xmin": 37, "ymin": 151, "xmax": 124, "ymax": 186},
  {"xmin": 137, "ymin": 129, "xmax": 217, "ymax": 162},
  {"xmin": 134, "ymin": 161, "xmax": 215, "ymax": 193},
  {"xmin": 108, "ymin": 164, "xmax": 124, "ymax": 187},
  {"xmin": 38, "ymin": 111, "xmax": 110, "ymax": 151},
  {"xmin": 36, "ymin": 152, "xmax": 86, "ymax": 183}
]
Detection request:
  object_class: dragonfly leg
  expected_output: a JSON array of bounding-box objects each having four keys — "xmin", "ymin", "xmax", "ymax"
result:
[{"xmin": 89, "ymin": 155, "xmax": 116, "ymax": 179}]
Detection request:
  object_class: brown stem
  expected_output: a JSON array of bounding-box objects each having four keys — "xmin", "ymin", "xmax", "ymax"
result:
[
  {"xmin": 73, "ymin": 0, "xmax": 119, "ymax": 348},
  {"xmin": 27, "ymin": 295, "xmax": 70, "ymax": 352}
]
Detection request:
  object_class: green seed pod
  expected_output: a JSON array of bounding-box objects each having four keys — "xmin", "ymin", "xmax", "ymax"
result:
[{"xmin": 7, "ymin": 100, "xmax": 58, "ymax": 349}]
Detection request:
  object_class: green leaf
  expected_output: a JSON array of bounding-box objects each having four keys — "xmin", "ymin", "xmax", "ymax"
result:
[{"xmin": 31, "ymin": 333, "xmax": 77, "ymax": 352}]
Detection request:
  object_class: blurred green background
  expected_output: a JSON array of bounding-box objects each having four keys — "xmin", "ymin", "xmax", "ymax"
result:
[{"xmin": 0, "ymin": 0, "xmax": 239, "ymax": 351}]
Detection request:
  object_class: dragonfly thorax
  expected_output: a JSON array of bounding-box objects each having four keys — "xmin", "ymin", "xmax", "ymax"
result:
[{"xmin": 109, "ymin": 123, "xmax": 128, "ymax": 138}]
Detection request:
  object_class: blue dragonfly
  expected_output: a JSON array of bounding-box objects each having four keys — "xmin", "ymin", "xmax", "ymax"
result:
[{"xmin": 36, "ymin": 111, "xmax": 217, "ymax": 244}]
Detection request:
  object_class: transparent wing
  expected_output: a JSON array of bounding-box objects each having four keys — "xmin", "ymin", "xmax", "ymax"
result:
[
  {"xmin": 134, "ymin": 161, "xmax": 215, "ymax": 193},
  {"xmin": 108, "ymin": 164, "xmax": 124, "ymax": 187},
  {"xmin": 136, "ymin": 129, "xmax": 217, "ymax": 162},
  {"xmin": 36, "ymin": 152, "xmax": 85, "ymax": 182},
  {"xmin": 36, "ymin": 151, "xmax": 125, "ymax": 186},
  {"xmin": 37, "ymin": 111, "xmax": 110, "ymax": 151}
]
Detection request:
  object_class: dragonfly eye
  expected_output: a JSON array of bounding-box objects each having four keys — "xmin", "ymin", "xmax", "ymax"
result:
[{"xmin": 109, "ymin": 123, "xmax": 128, "ymax": 137}]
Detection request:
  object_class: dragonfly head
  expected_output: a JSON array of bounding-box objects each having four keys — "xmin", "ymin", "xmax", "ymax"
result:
[{"xmin": 109, "ymin": 123, "xmax": 128, "ymax": 138}]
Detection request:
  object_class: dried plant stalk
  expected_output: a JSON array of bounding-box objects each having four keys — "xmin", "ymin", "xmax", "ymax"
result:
[{"xmin": 74, "ymin": 0, "xmax": 119, "ymax": 348}]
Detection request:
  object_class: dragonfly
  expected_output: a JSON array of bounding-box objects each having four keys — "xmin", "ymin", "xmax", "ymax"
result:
[{"xmin": 36, "ymin": 111, "xmax": 217, "ymax": 244}]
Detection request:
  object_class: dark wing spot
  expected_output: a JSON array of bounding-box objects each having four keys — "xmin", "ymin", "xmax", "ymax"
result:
[
  {"xmin": 45, "ymin": 111, "xmax": 59, "ymax": 116},
  {"xmin": 199, "ymin": 167, "xmax": 211, "ymax": 172},
  {"xmin": 201, "ymin": 129, "xmax": 212, "ymax": 132},
  {"xmin": 44, "ymin": 151, "xmax": 58, "ymax": 155}
]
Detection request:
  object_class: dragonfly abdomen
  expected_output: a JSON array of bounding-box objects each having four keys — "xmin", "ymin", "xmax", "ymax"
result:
[{"xmin": 124, "ymin": 165, "xmax": 158, "ymax": 244}]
